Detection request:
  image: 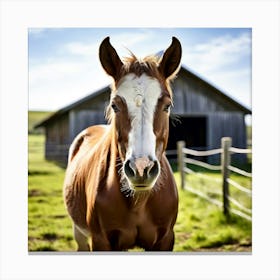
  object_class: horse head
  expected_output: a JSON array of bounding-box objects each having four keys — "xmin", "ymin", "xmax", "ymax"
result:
[{"xmin": 99, "ymin": 36, "xmax": 181, "ymax": 194}]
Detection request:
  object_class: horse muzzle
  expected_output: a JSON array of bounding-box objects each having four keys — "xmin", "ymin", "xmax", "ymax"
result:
[{"xmin": 124, "ymin": 156, "xmax": 160, "ymax": 190}]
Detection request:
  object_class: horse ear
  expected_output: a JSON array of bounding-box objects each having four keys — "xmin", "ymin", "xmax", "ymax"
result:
[
  {"xmin": 158, "ymin": 37, "xmax": 182, "ymax": 79},
  {"xmin": 99, "ymin": 37, "xmax": 123, "ymax": 80}
]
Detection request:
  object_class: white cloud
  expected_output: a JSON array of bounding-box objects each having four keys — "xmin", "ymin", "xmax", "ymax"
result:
[
  {"xmin": 63, "ymin": 30, "xmax": 155, "ymax": 59},
  {"xmin": 110, "ymin": 30, "xmax": 154, "ymax": 52},
  {"xmin": 184, "ymin": 32, "xmax": 251, "ymax": 73},
  {"xmin": 29, "ymin": 67, "xmax": 109, "ymax": 111},
  {"xmin": 64, "ymin": 42, "xmax": 99, "ymax": 56},
  {"xmin": 29, "ymin": 58, "xmax": 109, "ymax": 111},
  {"xmin": 29, "ymin": 61, "xmax": 87, "ymax": 85}
]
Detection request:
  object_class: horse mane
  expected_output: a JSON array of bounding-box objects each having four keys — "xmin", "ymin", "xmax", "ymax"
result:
[{"xmin": 67, "ymin": 127, "xmax": 115, "ymax": 225}]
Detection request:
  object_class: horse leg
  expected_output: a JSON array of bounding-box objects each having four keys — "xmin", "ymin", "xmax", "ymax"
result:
[
  {"xmin": 150, "ymin": 230, "xmax": 175, "ymax": 251},
  {"xmin": 91, "ymin": 234, "xmax": 112, "ymax": 251},
  {"xmin": 74, "ymin": 224, "xmax": 90, "ymax": 251}
]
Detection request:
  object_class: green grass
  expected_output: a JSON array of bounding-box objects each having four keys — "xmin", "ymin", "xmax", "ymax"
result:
[
  {"xmin": 28, "ymin": 134, "xmax": 252, "ymax": 252},
  {"xmin": 173, "ymin": 175, "xmax": 251, "ymax": 252},
  {"xmin": 28, "ymin": 134, "xmax": 76, "ymax": 251}
]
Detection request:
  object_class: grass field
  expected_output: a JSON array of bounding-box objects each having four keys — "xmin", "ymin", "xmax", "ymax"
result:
[{"xmin": 28, "ymin": 133, "xmax": 252, "ymax": 252}]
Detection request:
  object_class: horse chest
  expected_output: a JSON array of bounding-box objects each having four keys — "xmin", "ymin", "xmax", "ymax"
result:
[
  {"xmin": 93, "ymin": 195, "xmax": 161, "ymax": 250},
  {"xmin": 115, "ymin": 209, "xmax": 159, "ymax": 250}
]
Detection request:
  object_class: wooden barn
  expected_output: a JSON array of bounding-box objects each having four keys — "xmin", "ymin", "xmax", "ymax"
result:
[{"xmin": 35, "ymin": 65, "xmax": 251, "ymax": 166}]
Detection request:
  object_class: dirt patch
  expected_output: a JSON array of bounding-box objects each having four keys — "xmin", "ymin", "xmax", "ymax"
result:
[
  {"xmin": 28, "ymin": 170, "xmax": 53, "ymax": 176},
  {"xmin": 195, "ymin": 242, "xmax": 252, "ymax": 252},
  {"xmin": 28, "ymin": 189, "xmax": 44, "ymax": 197},
  {"xmin": 53, "ymin": 214, "xmax": 67, "ymax": 219}
]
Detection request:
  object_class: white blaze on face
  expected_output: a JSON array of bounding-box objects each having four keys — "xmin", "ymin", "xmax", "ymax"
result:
[{"xmin": 117, "ymin": 73, "xmax": 162, "ymax": 161}]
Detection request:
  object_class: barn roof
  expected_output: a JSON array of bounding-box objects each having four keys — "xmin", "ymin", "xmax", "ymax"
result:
[
  {"xmin": 35, "ymin": 65, "xmax": 251, "ymax": 128},
  {"xmin": 34, "ymin": 85, "xmax": 111, "ymax": 128},
  {"xmin": 182, "ymin": 66, "xmax": 252, "ymax": 114}
]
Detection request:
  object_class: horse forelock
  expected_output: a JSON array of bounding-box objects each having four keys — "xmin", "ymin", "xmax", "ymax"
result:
[{"xmin": 122, "ymin": 54, "xmax": 160, "ymax": 77}]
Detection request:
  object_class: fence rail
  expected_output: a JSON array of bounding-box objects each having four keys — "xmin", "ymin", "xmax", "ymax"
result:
[
  {"xmin": 183, "ymin": 147, "xmax": 222, "ymax": 156},
  {"xmin": 184, "ymin": 158, "xmax": 222, "ymax": 171},
  {"xmin": 177, "ymin": 137, "xmax": 252, "ymax": 221},
  {"xmin": 228, "ymin": 165, "xmax": 252, "ymax": 178}
]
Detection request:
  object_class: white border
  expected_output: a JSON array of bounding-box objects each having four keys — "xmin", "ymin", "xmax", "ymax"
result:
[{"xmin": 1, "ymin": 1, "xmax": 279, "ymax": 279}]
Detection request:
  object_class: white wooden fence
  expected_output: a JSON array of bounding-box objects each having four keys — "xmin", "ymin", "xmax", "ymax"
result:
[{"xmin": 177, "ymin": 137, "xmax": 252, "ymax": 221}]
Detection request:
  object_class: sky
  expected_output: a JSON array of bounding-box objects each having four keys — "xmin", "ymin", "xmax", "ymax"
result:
[{"xmin": 28, "ymin": 28, "xmax": 251, "ymax": 112}]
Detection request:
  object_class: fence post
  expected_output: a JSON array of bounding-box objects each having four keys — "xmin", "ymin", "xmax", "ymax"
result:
[
  {"xmin": 177, "ymin": 141, "xmax": 186, "ymax": 190},
  {"xmin": 221, "ymin": 137, "xmax": 232, "ymax": 218}
]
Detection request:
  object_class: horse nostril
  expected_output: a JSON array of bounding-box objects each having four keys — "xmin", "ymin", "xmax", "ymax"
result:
[
  {"xmin": 124, "ymin": 160, "xmax": 135, "ymax": 178},
  {"xmin": 124, "ymin": 158, "xmax": 160, "ymax": 186},
  {"xmin": 147, "ymin": 160, "xmax": 159, "ymax": 178}
]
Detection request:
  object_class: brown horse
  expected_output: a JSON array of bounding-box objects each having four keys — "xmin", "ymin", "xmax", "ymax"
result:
[{"xmin": 63, "ymin": 36, "xmax": 182, "ymax": 251}]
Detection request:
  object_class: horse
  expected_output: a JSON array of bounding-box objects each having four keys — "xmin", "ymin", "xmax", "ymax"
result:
[{"xmin": 63, "ymin": 36, "xmax": 182, "ymax": 251}]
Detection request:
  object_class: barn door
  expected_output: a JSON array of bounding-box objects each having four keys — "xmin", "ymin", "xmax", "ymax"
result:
[{"xmin": 167, "ymin": 116, "xmax": 207, "ymax": 151}]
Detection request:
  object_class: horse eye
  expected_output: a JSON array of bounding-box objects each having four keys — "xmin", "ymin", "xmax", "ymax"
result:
[
  {"xmin": 164, "ymin": 103, "xmax": 171, "ymax": 112},
  {"xmin": 111, "ymin": 103, "xmax": 120, "ymax": 113}
]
